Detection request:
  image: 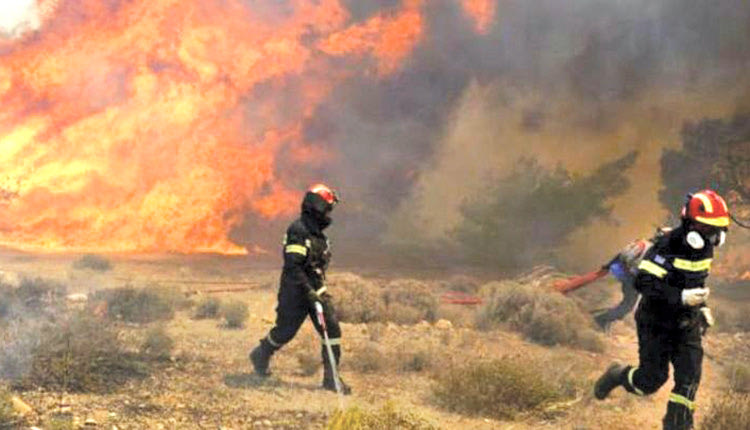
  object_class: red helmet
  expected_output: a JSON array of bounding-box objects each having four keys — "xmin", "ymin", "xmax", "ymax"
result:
[
  {"xmin": 308, "ymin": 183, "xmax": 339, "ymax": 206},
  {"xmin": 682, "ymin": 189, "xmax": 730, "ymax": 228}
]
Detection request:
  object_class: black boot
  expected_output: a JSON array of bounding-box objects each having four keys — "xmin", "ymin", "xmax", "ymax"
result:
[
  {"xmin": 322, "ymin": 363, "xmax": 351, "ymax": 395},
  {"xmin": 249, "ymin": 339, "xmax": 276, "ymax": 377},
  {"xmin": 594, "ymin": 363, "xmax": 627, "ymax": 400},
  {"xmin": 321, "ymin": 344, "xmax": 351, "ymax": 395}
]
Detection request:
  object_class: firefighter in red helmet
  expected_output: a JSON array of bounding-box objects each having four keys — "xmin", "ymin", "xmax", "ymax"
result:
[
  {"xmin": 594, "ymin": 190, "xmax": 730, "ymax": 429},
  {"xmin": 249, "ymin": 183, "xmax": 351, "ymax": 394}
]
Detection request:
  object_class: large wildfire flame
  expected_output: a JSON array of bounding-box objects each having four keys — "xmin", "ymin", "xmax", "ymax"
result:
[{"xmin": 0, "ymin": 0, "xmax": 492, "ymax": 254}]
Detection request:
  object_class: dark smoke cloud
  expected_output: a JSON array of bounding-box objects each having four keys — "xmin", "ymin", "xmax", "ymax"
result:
[{"xmin": 232, "ymin": 0, "xmax": 750, "ymax": 261}]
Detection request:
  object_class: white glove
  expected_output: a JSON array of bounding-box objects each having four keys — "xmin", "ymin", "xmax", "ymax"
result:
[
  {"xmin": 700, "ymin": 307, "xmax": 715, "ymax": 329},
  {"xmin": 681, "ymin": 288, "xmax": 710, "ymax": 306}
]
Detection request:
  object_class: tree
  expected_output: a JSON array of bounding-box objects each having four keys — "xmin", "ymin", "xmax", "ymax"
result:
[
  {"xmin": 453, "ymin": 151, "xmax": 638, "ymax": 270},
  {"xmin": 660, "ymin": 115, "xmax": 750, "ymax": 217}
]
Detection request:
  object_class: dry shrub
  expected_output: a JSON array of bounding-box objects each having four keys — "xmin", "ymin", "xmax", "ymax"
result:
[
  {"xmin": 397, "ymin": 348, "xmax": 435, "ymax": 373},
  {"xmin": 221, "ymin": 300, "xmax": 248, "ymax": 329},
  {"xmin": 72, "ymin": 254, "xmax": 112, "ymax": 272},
  {"xmin": 140, "ymin": 326, "xmax": 174, "ymax": 361},
  {"xmin": 95, "ymin": 286, "xmax": 175, "ymax": 323},
  {"xmin": 432, "ymin": 357, "xmax": 569, "ymax": 420},
  {"xmin": 20, "ymin": 312, "xmax": 146, "ymax": 393},
  {"xmin": 727, "ymin": 362, "xmax": 750, "ymax": 393},
  {"xmin": 328, "ymin": 273, "xmax": 385, "ymax": 324},
  {"xmin": 382, "ymin": 280, "xmax": 439, "ymax": 324},
  {"xmin": 701, "ymin": 393, "xmax": 750, "ymax": 430},
  {"xmin": 347, "ymin": 343, "xmax": 386, "ymax": 374},
  {"xmin": 477, "ymin": 281, "xmax": 604, "ymax": 352},
  {"xmin": 713, "ymin": 302, "xmax": 750, "ymax": 333},
  {"xmin": 440, "ymin": 275, "xmax": 481, "ymax": 294},
  {"xmin": 0, "ymin": 277, "xmax": 66, "ymax": 317},
  {"xmin": 193, "ymin": 297, "xmax": 221, "ymax": 319},
  {"xmin": 327, "ymin": 401, "xmax": 439, "ymax": 430}
]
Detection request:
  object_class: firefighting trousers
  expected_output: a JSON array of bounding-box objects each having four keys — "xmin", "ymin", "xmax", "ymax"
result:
[
  {"xmin": 622, "ymin": 317, "xmax": 703, "ymax": 430},
  {"xmin": 264, "ymin": 282, "xmax": 342, "ymax": 365}
]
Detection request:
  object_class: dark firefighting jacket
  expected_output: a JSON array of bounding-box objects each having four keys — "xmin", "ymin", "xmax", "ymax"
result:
[
  {"xmin": 633, "ymin": 225, "xmax": 713, "ymax": 328},
  {"xmin": 280, "ymin": 213, "xmax": 331, "ymax": 296}
]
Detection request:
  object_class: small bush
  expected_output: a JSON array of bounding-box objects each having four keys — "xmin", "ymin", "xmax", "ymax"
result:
[
  {"xmin": 0, "ymin": 386, "xmax": 20, "ymax": 428},
  {"xmin": 72, "ymin": 254, "xmax": 112, "ymax": 272},
  {"xmin": 193, "ymin": 297, "xmax": 221, "ymax": 319},
  {"xmin": 383, "ymin": 280, "xmax": 439, "ymax": 324},
  {"xmin": 14, "ymin": 277, "xmax": 66, "ymax": 311},
  {"xmin": 347, "ymin": 343, "xmax": 386, "ymax": 374},
  {"xmin": 398, "ymin": 348, "xmax": 434, "ymax": 373},
  {"xmin": 296, "ymin": 352, "xmax": 321, "ymax": 377},
  {"xmin": 19, "ymin": 312, "xmax": 147, "ymax": 393},
  {"xmin": 95, "ymin": 286, "xmax": 175, "ymax": 323},
  {"xmin": 701, "ymin": 393, "xmax": 750, "ymax": 430},
  {"xmin": 476, "ymin": 281, "xmax": 604, "ymax": 352},
  {"xmin": 327, "ymin": 401, "xmax": 438, "ymax": 430},
  {"xmin": 727, "ymin": 362, "xmax": 750, "ymax": 393},
  {"xmin": 140, "ymin": 326, "xmax": 174, "ymax": 361},
  {"xmin": 432, "ymin": 358, "xmax": 568, "ymax": 419},
  {"xmin": 329, "ymin": 274, "xmax": 385, "ymax": 324},
  {"xmin": 221, "ymin": 300, "xmax": 248, "ymax": 329}
]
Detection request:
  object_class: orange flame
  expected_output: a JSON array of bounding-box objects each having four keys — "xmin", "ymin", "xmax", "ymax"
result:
[
  {"xmin": 460, "ymin": 0, "xmax": 496, "ymax": 34},
  {"xmin": 0, "ymin": 0, "xmax": 432, "ymax": 254}
]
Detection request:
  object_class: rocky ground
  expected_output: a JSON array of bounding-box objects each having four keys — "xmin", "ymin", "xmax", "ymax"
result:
[{"xmin": 1, "ymin": 253, "xmax": 747, "ymax": 430}]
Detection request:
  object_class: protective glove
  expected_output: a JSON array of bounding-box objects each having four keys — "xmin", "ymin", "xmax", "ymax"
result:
[
  {"xmin": 306, "ymin": 286, "xmax": 328, "ymax": 304},
  {"xmin": 681, "ymin": 288, "xmax": 710, "ymax": 307},
  {"xmin": 306, "ymin": 288, "xmax": 322, "ymax": 304},
  {"xmin": 700, "ymin": 307, "xmax": 715, "ymax": 334}
]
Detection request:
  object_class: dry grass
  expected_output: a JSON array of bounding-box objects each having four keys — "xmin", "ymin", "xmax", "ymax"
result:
[
  {"xmin": 713, "ymin": 301, "xmax": 750, "ymax": 333},
  {"xmin": 0, "ymin": 386, "xmax": 20, "ymax": 428},
  {"xmin": 476, "ymin": 281, "xmax": 605, "ymax": 352},
  {"xmin": 701, "ymin": 393, "xmax": 750, "ymax": 430},
  {"xmin": 327, "ymin": 402, "xmax": 439, "ymax": 430},
  {"xmin": 431, "ymin": 357, "xmax": 572, "ymax": 420},
  {"xmin": 382, "ymin": 280, "xmax": 439, "ymax": 324},
  {"xmin": 727, "ymin": 361, "xmax": 750, "ymax": 393}
]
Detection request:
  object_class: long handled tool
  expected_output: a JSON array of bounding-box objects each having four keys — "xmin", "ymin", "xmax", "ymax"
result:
[{"xmin": 314, "ymin": 301, "xmax": 344, "ymax": 405}]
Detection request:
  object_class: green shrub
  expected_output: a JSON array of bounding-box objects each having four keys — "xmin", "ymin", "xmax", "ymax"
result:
[
  {"xmin": 19, "ymin": 312, "xmax": 147, "ymax": 393},
  {"xmin": 140, "ymin": 326, "xmax": 174, "ymax": 361},
  {"xmin": 432, "ymin": 358, "xmax": 569, "ymax": 419},
  {"xmin": 727, "ymin": 362, "xmax": 750, "ymax": 393},
  {"xmin": 476, "ymin": 281, "xmax": 604, "ymax": 352},
  {"xmin": 701, "ymin": 393, "xmax": 750, "ymax": 430},
  {"xmin": 193, "ymin": 297, "xmax": 221, "ymax": 319},
  {"xmin": 221, "ymin": 300, "xmax": 248, "ymax": 329},
  {"xmin": 72, "ymin": 254, "xmax": 112, "ymax": 272},
  {"xmin": 95, "ymin": 286, "xmax": 175, "ymax": 323},
  {"xmin": 327, "ymin": 401, "xmax": 438, "ymax": 430}
]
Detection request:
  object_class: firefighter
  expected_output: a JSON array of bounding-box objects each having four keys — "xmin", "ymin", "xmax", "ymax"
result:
[
  {"xmin": 249, "ymin": 183, "xmax": 351, "ymax": 394},
  {"xmin": 594, "ymin": 190, "xmax": 730, "ymax": 430},
  {"xmin": 593, "ymin": 230, "xmax": 670, "ymax": 331}
]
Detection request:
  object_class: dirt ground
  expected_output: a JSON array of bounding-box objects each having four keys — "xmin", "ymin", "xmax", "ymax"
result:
[{"xmin": 1, "ymin": 251, "xmax": 746, "ymax": 430}]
